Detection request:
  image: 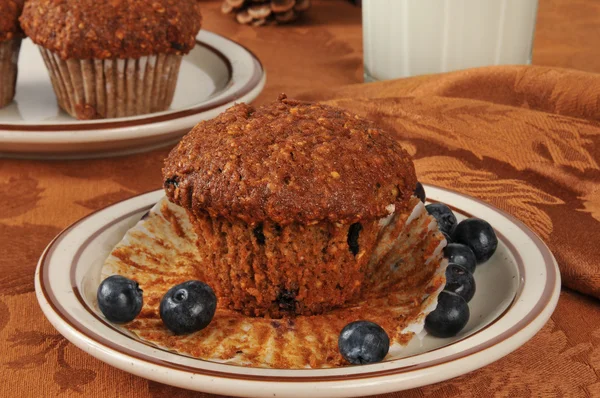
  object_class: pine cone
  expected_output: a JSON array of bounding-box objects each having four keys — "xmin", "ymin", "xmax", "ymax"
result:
[{"xmin": 221, "ymin": 0, "xmax": 310, "ymax": 26}]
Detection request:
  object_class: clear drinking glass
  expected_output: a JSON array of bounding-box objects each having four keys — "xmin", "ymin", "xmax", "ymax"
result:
[{"xmin": 363, "ymin": 0, "xmax": 539, "ymax": 81}]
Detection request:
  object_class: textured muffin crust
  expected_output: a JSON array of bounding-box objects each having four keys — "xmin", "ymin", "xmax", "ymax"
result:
[
  {"xmin": 20, "ymin": 0, "xmax": 202, "ymax": 60},
  {"xmin": 163, "ymin": 95, "xmax": 417, "ymax": 225},
  {"xmin": 0, "ymin": 0, "xmax": 24, "ymax": 42}
]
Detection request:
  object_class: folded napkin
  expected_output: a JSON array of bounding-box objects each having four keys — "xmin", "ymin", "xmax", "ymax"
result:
[{"xmin": 300, "ymin": 65, "xmax": 600, "ymax": 300}]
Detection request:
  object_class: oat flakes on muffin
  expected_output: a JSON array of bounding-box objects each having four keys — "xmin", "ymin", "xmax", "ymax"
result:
[
  {"xmin": 163, "ymin": 94, "xmax": 421, "ymax": 318},
  {"xmin": 19, "ymin": 0, "xmax": 203, "ymax": 120},
  {"xmin": 0, "ymin": 0, "xmax": 24, "ymax": 109}
]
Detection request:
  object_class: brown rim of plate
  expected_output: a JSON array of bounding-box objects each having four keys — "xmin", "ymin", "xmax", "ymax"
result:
[
  {"xmin": 0, "ymin": 37, "xmax": 264, "ymax": 131},
  {"xmin": 38, "ymin": 185, "xmax": 557, "ymax": 382}
]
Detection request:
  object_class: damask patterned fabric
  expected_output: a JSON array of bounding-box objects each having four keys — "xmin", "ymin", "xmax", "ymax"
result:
[
  {"xmin": 1, "ymin": 0, "xmax": 599, "ymax": 397},
  {"xmin": 301, "ymin": 65, "xmax": 600, "ymax": 301}
]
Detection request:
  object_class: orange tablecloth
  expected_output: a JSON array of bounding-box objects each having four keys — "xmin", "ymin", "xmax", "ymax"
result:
[{"xmin": 1, "ymin": 0, "xmax": 600, "ymax": 397}]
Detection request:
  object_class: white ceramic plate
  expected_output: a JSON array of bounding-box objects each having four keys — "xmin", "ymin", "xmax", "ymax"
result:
[
  {"xmin": 0, "ymin": 30, "xmax": 265, "ymax": 158},
  {"xmin": 35, "ymin": 185, "xmax": 560, "ymax": 397}
]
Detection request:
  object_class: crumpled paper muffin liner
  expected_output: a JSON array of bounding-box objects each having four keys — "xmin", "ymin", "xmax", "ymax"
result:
[
  {"xmin": 102, "ymin": 197, "xmax": 447, "ymax": 368},
  {"xmin": 0, "ymin": 38, "xmax": 22, "ymax": 109},
  {"xmin": 39, "ymin": 48, "xmax": 182, "ymax": 120}
]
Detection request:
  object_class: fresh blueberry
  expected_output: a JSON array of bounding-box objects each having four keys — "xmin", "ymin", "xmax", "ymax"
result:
[
  {"xmin": 443, "ymin": 243, "xmax": 477, "ymax": 273},
  {"xmin": 97, "ymin": 275, "xmax": 143, "ymax": 323},
  {"xmin": 426, "ymin": 203, "xmax": 457, "ymax": 235},
  {"xmin": 452, "ymin": 218, "xmax": 498, "ymax": 264},
  {"xmin": 445, "ymin": 263, "xmax": 476, "ymax": 302},
  {"xmin": 160, "ymin": 280, "xmax": 217, "ymax": 335},
  {"xmin": 414, "ymin": 182, "xmax": 426, "ymax": 203},
  {"xmin": 338, "ymin": 321, "xmax": 390, "ymax": 365},
  {"xmin": 425, "ymin": 291, "xmax": 470, "ymax": 338},
  {"xmin": 442, "ymin": 231, "xmax": 453, "ymax": 244}
]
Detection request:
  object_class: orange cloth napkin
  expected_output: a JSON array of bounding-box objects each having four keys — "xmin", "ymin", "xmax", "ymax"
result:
[{"xmin": 301, "ymin": 65, "xmax": 600, "ymax": 301}]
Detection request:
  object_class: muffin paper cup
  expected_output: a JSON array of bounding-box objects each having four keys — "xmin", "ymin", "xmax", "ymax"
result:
[
  {"xmin": 185, "ymin": 210, "xmax": 388, "ymax": 318},
  {"xmin": 0, "ymin": 38, "xmax": 22, "ymax": 109},
  {"xmin": 39, "ymin": 47, "xmax": 182, "ymax": 119},
  {"xmin": 102, "ymin": 197, "xmax": 447, "ymax": 369}
]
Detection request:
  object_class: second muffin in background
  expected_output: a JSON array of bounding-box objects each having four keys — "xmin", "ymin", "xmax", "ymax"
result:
[
  {"xmin": 20, "ymin": 0, "xmax": 203, "ymax": 120},
  {"xmin": 0, "ymin": 0, "xmax": 24, "ymax": 109}
]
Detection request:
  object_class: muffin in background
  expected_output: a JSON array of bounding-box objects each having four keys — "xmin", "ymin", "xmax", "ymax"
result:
[
  {"xmin": 0, "ymin": 0, "xmax": 24, "ymax": 109},
  {"xmin": 163, "ymin": 95, "xmax": 423, "ymax": 318},
  {"xmin": 19, "ymin": 0, "xmax": 202, "ymax": 120}
]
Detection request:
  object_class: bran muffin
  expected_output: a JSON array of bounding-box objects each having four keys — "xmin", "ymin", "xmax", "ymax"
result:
[
  {"xmin": 163, "ymin": 95, "xmax": 419, "ymax": 318},
  {"xmin": 0, "ymin": 0, "xmax": 24, "ymax": 109},
  {"xmin": 20, "ymin": 0, "xmax": 203, "ymax": 120}
]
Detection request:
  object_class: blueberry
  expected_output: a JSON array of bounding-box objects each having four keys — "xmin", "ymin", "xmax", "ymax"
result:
[
  {"xmin": 171, "ymin": 41, "xmax": 184, "ymax": 51},
  {"xmin": 338, "ymin": 321, "xmax": 390, "ymax": 365},
  {"xmin": 414, "ymin": 182, "xmax": 426, "ymax": 203},
  {"xmin": 97, "ymin": 275, "xmax": 143, "ymax": 323},
  {"xmin": 426, "ymin": 203, "xmax": 457, "ymax": 235},
  {"xmin": 445, "ymin": 263, "xmax": 476, "ymax": 302},
  {"xmin": 164, "ymin": 176, "xmax": 179, "ymax": 188},
  {"xmin": 442, "ymin": 231, "xmax": 453, "ymax": 244},
  {"xmin": 443, "ymin": 243, "xmax": 476, "ymax": 273},
  {"xmin": 452, "ymin": 218, "xmax": 498, "ymax": 264},
  {"xmin": 276, "ymin": 288, "xmax": 297, "ymax": 312},
  {"xmin": 253, "ymin": 223, "xmax": 266, "ymax": 245},
  {"xmin": 347, "ymin": 222, "xmax": 362, "ymax": 256},
  {"xmin": 425, "ymin": 291, "xmax": 470, "ymax": 338},
  {"xmin": 160, "ymin": 281, "xmax": 217, "ymax": 335}
]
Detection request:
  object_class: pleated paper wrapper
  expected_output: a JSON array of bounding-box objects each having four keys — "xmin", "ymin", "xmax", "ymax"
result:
[
  {"xmin": 0, "ymin": 38, "xmax": 22, "ymax": 108},
  {"xmin": 102, "ymin": 197, "xmax": 448, "ymax": 369},
  {"xmin": 39, "ymin": 48, "xmax": 182, "ymax": 120}
]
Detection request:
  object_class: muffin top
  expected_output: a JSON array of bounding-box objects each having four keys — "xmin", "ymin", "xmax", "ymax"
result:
[
  {"xmin": 20, "ymin": 0, "xmax": 202, "ymax": 60},
  {"xmin": 163, "ymin": 95, "xmax": 418, "ymax": 225},
  {"xmin": 0, "ymin": 0, "xmax": 24, "ymax": 42}
]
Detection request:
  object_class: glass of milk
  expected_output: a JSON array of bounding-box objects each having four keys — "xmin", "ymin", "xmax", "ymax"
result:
[{"xmin": 363, "ymin": 0, "xmax": 539, "ymax": 81}]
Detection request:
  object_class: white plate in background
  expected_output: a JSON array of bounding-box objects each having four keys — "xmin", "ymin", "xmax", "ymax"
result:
[{"xmin": 0, "ymin": 30, "xmax": 265, "ymax": 158}]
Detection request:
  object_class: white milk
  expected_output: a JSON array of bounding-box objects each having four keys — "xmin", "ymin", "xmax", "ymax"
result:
[{"xmin": 363, "ymin": 0, "xmax": 539, "ymax": 81}]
